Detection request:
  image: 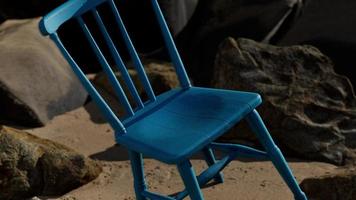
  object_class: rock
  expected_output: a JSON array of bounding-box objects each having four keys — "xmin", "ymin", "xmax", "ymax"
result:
[
  {"xmin": 92, "ymin": 60, "xmax": 179, "ymax": 115},
  {"xmin": 278, "ymin": 0, "xmax": 356, "ymax": 88},
  {"xmin": 300, "ymin": 167, "xmax": 356, "ymax": 200},
  {"xmin": 0, "ymin": 18, "xmax": 87, "ymax": 127},
  {"xmin": 176, "ymin": 0, "xmax": 303, "ymax": 85},
  {"xmin": 212, "ymin": 37, "xmax": 356, "ymax": 165},
  {"xmin": 0, "ymin": 125, "xmax": 102, "ymax": 200}
]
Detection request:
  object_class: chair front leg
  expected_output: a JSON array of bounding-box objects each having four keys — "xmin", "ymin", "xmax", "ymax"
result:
[
  {"xmin": 177, "ymin": 160, "xmax": 204, "ymax": 200},
  {"xmin": 246, "ymin": 109, "xmax": 307, "ymax": 200},
  {"xmin": 129, "ymin": 151, "xmax": 147, "ymax": 200}
]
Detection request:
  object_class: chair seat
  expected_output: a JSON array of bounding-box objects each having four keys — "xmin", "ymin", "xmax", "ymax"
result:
[{"xmin": 117, "ymin": 87, "xmax": 262, "ymax": 164}]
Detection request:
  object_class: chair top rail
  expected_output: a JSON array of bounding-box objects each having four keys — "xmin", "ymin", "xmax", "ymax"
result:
[{"xmin": 40, "ymin": 0, "xmax": 107, "ymax": 35}]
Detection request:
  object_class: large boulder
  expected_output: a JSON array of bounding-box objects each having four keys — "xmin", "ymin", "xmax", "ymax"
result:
[
  {"xmin": 0, "ymin": 125, "xmax": 102, "ymax": 200},
  {"xmin": 212, "ymin": 37, "xmax": 356, "ymax": 165},
  {"xmin": 176, "ymin": 0, "xmax": 303, "ymax": 85},
  {"xmin": 0, "ymin": 18, "xmax": 87, "ymax": 127},
  {"xmin": 300, "ymin": 167, "xmax": 356, "ymax": 200},
  {"xmin": 278, "ymin": 0, "xmax": 356, "ymax": 88}
]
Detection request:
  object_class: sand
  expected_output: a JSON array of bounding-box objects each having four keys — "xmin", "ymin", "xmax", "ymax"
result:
[{"xmin": 26, "ymin": 102, "xmax": 337, "ymax": 200}]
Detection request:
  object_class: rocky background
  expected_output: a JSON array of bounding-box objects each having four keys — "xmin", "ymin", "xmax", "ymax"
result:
[{"xmin": 1, "ymin": 0, "xmax": 356, "ymax": 199}]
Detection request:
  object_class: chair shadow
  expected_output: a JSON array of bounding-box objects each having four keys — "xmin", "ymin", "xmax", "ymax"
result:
[
  {"xmin": 89, "ymin": 143, "xmax": 310, "ymax": 198},
  {"xmin": 168, "ymin": 181, "xmax": 221, "ymax": 198},
  {"xmin": 83, "ymin": 86, "xmax": 124, "ymax": 124},
  {"xmin": 89, "ymin": 144, "xmax": 226, "ymax": 198},
  {"xmin": 84, "ymin": 100, "xmax": 107, "ymax": 124},
  {"xmin": 90, "ymin": 144, "xmax": 130, "ymax": 161},
  {"xmin": 89, "ymin": 143, "xmax": 279, "ymax": 163},
  {"xmin": 90, "ymin": 145, "xmax": 211, "ymax": 162}
]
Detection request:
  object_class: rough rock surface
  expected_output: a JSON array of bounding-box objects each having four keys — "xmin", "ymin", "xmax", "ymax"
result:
[
  {"xmin": 278, "ymin": 0, "xmax": 356, "ymax": 88},
  {"xmin": 0, "ymin": 125, "xmax": 102, "ymax": 200},
  {"xmin": 92, "ymin": 60, "xmax": 179, "ymax": 117},
  {"xmin": 212, "ymin": 37, "xmax": 356, "ymax": 165},
  {"xmin": 176, "ymin": 0, "xmax": 303, "ymax": 85},
  {"xmin": 0, "ymin": 18, "xmax": 87, "ymax": 127},
  {"xmin": 300, "ymin": 167, "xmax": 356, "ymax": 200}
]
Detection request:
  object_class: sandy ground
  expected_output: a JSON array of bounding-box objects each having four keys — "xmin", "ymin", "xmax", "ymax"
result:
[{"xmin": 26, "ymin": 103, "xmax": 337, "ymax": 200}]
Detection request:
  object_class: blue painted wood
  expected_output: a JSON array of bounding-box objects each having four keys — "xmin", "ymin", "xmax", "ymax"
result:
[
  {"xmin": 76, "ymin": 0, "xmax": 107, "ymax": 16},
  {"xmin": 91, "ymin": 9, "xmax": 144, "ymax": 109},
  {"xmin": 129, "ymin": 151, "xmax": 147, "ymax": 200},
  {"xmin": 49, "ymin": 33, "xmax": 126, "ymax": 133},
  {"xmin": 202, "ymin": 147, "xmax": 224, "ymax": 183},
  {"xmin": 177, "ymin": 150, "xmax": 240, "ymax": 199},
  {"xmin": 177, "ymin": 161, "xmax": 204, "ymax": 200},
  {"xmin": 121, "ymin": 89, "xmax": 184, "ymax": 127},
  {"xmin": 175, "ymin": 190, "xmax": 188, "ymax": 200},
  {"xmin": 108, "ymin": 0, "xmax": 156, "ymax": 102},
  {"xmin": 39, "ymin": 0, "xmax": 86, "ymax": 35},
  {"xmin": 39, "ymin": 0, "xmax": 107, "ymax": 35},
  {"xmin": 40, "ymin": 1, "xmax": 308, "ymax": 199},
  {"xmin": 150, "ymin": 0, "xmax": 191, "ymax": 89},
  {"xmin": 246, "ymin": 110, "xmax": 308, "ymax": 200},
  {"xmin": 120, "ymin": 87, "xmax": 262, "ymax": 164},
  {"xmin": 77, "ymin": 16, "xmax": 134, "ymax": 117},
  {"xmin": 209, "ymin": 142, "xmax": 269, "ymax": 160},
  {"xmin": 197, "ymin": 155, "xmax": 231, "ymax": 187}
]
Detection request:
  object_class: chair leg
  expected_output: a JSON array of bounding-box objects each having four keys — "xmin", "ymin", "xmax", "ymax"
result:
[
  {"xmin": 129, "ymin": 151, "xmax": 147, "ymax": 200},
  {"xmin": 246, "ymin": 110, "xmax": 307, "ymax": 200},
  {"xmin": 177, "ymin": 160, "xmax": 204, "ymax": 200},
  {"xmin": 202, "ymin": 147, "xmax": 224, "ymax": 183}
]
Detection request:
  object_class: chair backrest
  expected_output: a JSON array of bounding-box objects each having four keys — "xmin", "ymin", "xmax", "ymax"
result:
[{"xmin": 40, "ymin": 0, "xmax": 191, "ymax": 134}]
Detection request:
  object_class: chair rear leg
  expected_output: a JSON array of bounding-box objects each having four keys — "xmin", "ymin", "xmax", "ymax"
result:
[
  {"xmin": 246, "ymin": 110, "xmax": 307, "ymax": 200},
  {"xmin": 177, "ymin": 160, "xmax": 204, "ymax": 200},
  {"xmin": 203, "ymin": 147, "xmax": 224, "ymax": 183},
  {"xmin": 129, "ymin": 151, "xmax": 147, "ymax": 200}
]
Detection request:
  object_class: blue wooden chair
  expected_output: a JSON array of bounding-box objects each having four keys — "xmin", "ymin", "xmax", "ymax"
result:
[{"xmin": 39, "ymin": 0, "xmax": 308, "ymax": 199}]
